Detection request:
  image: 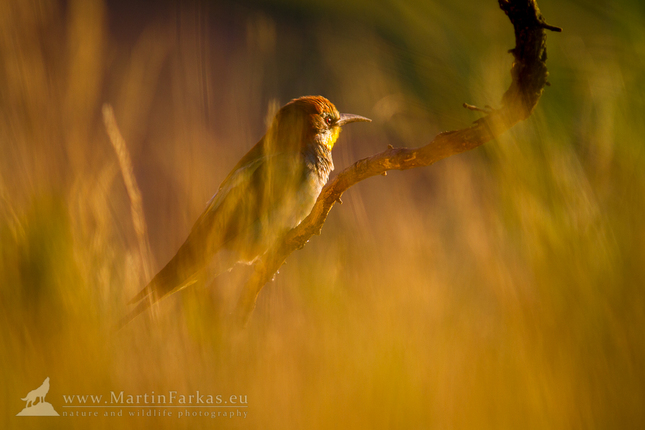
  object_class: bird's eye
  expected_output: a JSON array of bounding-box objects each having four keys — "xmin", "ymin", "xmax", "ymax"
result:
[{"xmin": 325, "ymin": 116, "xmax": 333, "ymax": 126}]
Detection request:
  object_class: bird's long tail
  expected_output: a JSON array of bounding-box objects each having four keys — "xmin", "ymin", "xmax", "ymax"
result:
[{"xmin": 116, "ymin": 249, "xmax": 202, "ymax": 330}]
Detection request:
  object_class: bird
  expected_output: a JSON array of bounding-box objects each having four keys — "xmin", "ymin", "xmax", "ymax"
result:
[{"xmin": 121, "ymin": 96, "xmax": 370, "ymax": 326}]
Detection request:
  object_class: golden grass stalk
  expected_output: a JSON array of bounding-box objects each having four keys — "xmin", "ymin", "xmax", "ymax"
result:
[{"xmin": 102, "ymin": 103, "xmax": 152, "ymax": 283}]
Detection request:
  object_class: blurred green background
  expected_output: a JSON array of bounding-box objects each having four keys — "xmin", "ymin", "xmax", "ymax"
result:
[{"xmin": 1, "ymin": 0, "xmax": 644, "ymax": 428}]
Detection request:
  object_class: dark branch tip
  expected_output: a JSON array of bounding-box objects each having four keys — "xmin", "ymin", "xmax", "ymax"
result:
[
  {"xmin": 464, "ymin": 103, "xmax": 493, "ymax": 114},
  {"xmin": 541, "ymin": 22, "xmax": 562, "ymax": 32}
]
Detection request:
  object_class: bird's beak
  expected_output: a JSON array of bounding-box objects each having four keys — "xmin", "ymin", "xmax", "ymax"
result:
[{"xmin": 337, "ymin": 113, "xmax": 372, "ymax": 126}]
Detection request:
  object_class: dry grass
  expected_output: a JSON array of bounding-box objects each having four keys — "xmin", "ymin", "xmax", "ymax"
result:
[{"xmin": 1, "ymin": 0, "xmax": 644, "ymax": 428}]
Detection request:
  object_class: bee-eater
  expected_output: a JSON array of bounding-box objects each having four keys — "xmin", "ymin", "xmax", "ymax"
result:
[{"xmin": 123, "ymin": 95, "xmax": 370, "ymax": 325}]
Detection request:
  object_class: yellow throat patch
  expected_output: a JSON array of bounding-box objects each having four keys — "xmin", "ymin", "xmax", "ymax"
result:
[{"xmin": 325, "ymin": 127, "xmax": 341, "ymax": 150}]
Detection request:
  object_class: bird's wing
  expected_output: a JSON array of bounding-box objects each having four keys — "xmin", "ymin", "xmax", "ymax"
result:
[
  {"xmin": 184, "ymin": 149, "xmax": 306, "ymax": 264},
  {"xmin": 122, "ymin": 147, "xmax": 305, "ymax": 326}
]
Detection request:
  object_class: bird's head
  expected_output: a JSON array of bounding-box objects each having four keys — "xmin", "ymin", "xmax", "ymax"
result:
[{"xmin": 270, "ymin": 96, "xmax": 371, "ymax": 152}]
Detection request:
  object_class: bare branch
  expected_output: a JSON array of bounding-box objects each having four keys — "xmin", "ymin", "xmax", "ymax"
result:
[{"xmin": 236, "ymin": 0, "xmax": 560, "ymax": 325}]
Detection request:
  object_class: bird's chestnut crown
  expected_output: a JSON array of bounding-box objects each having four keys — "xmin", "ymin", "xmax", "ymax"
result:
[{"xmin": 275, "ymin": 96, "xmax": 370, "ymax": 150}]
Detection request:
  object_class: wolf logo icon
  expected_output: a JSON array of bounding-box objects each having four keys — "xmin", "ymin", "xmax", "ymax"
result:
[{"xmin": 16, "ymin": 377, "xmax": 60, "ymax": 417}]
